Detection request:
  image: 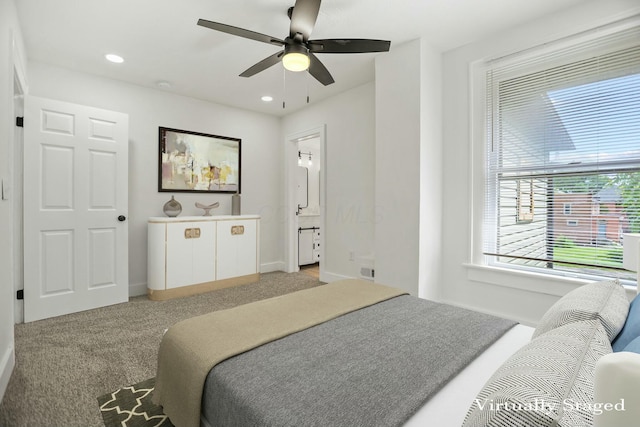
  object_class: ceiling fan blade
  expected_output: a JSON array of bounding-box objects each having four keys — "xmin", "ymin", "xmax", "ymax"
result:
[
  {"xmin": 289, "ymin": 0, "xmax": 321, "ymax": 41},
  {"xmin": 197, "ymin": 19, "xmax": 285, "ymax": 47},
  {"xmin": 308, "ymin": 39, "xmax": 391, "ymax": 54},
  {"xmin": 239, "ymin": 51, "xmax": 285, "ymax": 78},
  {"xmin": 308, "ymin": 53, "xmax": 334, "ymax": 86}
]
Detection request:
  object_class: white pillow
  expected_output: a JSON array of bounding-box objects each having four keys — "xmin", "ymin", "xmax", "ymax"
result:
[
  {"xmin": 533, "ymin": 280, "xmax": 628, "ymax": 341},
  {"xmin": 463, "ymin": 320, "xmax": 612, "ymax": 427}
]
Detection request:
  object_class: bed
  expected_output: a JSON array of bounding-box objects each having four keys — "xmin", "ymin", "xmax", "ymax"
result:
[{"xmin": 152, "ymin": 277, "xmax": 640, "ymax": 427}]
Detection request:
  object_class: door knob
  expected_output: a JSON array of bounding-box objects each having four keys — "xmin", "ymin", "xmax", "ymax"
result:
[{"xmin": 118, "ymin": 215, "xmax": 126, "ymax": 222}]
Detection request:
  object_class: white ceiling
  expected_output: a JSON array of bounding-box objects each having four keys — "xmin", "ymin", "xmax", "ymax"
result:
[{"xmin": 15, "ymin": 0, "xmax": 590, "ymax": 116}]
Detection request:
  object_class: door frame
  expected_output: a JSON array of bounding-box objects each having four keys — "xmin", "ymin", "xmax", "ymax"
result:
[
  {"xmin": 1, "ymin": 29, "xmax": 27, "ymax": 402},
  {"xmin": 13, "ymin": 65, "xmax": 25, "ymax": 324},
  {"xmin": 11, "ymin": 30, "xmax": 27, "ymax": 325},
  {"xmin": 284, "ymin": 125, "xmax": 326, "ymax": 278}
]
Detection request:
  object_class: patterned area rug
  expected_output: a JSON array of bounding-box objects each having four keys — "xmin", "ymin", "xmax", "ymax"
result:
[{"xmin": 98, "ymin": 378, "xmax": 173, "ymax": 427}]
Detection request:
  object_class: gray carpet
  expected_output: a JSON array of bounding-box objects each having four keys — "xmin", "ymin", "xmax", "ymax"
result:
[{"xmin": 0, "ymin": 271, "xmax": 322, "ymax": 427}]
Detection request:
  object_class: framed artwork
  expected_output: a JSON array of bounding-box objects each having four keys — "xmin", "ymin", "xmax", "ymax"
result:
[{"xmin": 158, "ymin": 127, "xmax": 241, "ymax": 193}]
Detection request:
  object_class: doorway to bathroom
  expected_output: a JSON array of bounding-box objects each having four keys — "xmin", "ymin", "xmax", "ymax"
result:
[{"xmin": 285, "ymin": 126, "xmax": 325, "ymax": 281}]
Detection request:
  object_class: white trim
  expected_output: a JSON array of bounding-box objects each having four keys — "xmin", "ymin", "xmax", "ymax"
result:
[
  {"xmin": 11, "ymin": 29, "xmax": 27, "ymax": 325},
  {"xmin": 0, "ymin": 345, "xmax": 15, "ymax": 401},
  {"xmin": 11, "ymin": 29, "xmax": 28, "ymax": 95},
  {"xmin": 260, "ymin": 261, "xmax": 285, "ymax": 273},
  {"xmin": 466, "ymin": 263, "xmax": 602, "ymax": 297},
  {"xmin": 321, "ymin": 270, "xmax": 353, "ymax": 284},
  {"xmin": 469, "ymin": 59, "xmax": 488, "ymax": 266},
  {"xmin": 486, "ymin": 14, "xmax": 640, "ymax": 73}
]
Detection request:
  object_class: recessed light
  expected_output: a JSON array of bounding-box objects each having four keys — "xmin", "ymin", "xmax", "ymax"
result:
[
  {"xmin": 105, "ymin": 54, "xmax": 124, "ymax": 63},
  {"xmin": 261, "ymin": 95, "xmax": 273, "ymax": 102},
  {"xmin": 156, "ymin": 81, "xmax": 172, "ymax": 89}
]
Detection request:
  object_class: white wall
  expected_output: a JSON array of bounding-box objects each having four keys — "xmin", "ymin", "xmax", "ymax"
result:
[
  {"xmin": 282, "ymin": 83, "xmax": 376, "ymax": 281},
  {"xmin": 375, "ymin": 40, "xmax": 421, "ymax": 295},
  {"xmin": 419, "ymin": 40, "xmax": 444, "ymax": 301},
  {"xmin": 440, "ymin": 0, "xmax": 640, "ymax": 325},
  {"xmin": 374, "ymin": 39, "xmax": 443, "ymax": 297},
  {"xmin": 26, "ymin": 61, "xmax": 283, "ymax": 296},
  {"xmin": 0, "ymin": 0, "xmax": 27, "ymax": 402}
]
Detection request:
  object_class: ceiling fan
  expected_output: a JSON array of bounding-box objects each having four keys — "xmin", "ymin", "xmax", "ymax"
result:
[{"xmin": 197, "ymin": 0, "xmax": 391, "ymax": 86}]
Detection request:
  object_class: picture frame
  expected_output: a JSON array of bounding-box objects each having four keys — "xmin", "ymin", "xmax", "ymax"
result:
[{"xmin": 158, "ymin": 127, "xmax": 241, "ymax": 193}]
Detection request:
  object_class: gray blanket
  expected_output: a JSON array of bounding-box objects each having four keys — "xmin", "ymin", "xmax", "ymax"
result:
[{"xmin": 201, "ymin": 295, "xmax": 516, "ymax": 427}]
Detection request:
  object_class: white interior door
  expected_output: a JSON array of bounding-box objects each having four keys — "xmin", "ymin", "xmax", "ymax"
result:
[{"xmin": 23, "ymin": 96, "xmax": 129, "ymax": 322}]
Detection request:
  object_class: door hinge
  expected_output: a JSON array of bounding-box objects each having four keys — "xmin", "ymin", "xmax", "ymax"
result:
[
  {"xmin": 17, "ymin": 289, "xmax": 24, "ymax": 300},
  {"xmin": 16, "ymin": 116, "xmax": 24, "ymax": 127}
]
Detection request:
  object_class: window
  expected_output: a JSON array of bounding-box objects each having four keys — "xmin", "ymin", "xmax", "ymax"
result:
[{"xmin": 483, "ymin": 19, "xmax": 640, "ymax": 281}]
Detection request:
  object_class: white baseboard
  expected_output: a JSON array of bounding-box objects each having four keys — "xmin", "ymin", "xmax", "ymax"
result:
[
  {"xmin": 0, "ymin": 345, "xmax": 15, "ymax": 403},
  {"xmin": 129, "ymin": 282, "xmax": 148, "ymax": 298},
  {"xmin": 261, "ymin": 261, "xmax": 285, "ymax": 273},
  {"xmin": 319, "ymin": 270, "xmax": 353, "ymax": 283},
  {"xmin": 14, "ymin": 300, "xmax": 23, "ymax": 324}
]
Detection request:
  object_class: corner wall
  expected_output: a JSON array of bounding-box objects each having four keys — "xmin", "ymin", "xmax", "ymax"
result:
[{"xmin": 374, "ymin": 39, "xmax": 443, "ymax": 297}]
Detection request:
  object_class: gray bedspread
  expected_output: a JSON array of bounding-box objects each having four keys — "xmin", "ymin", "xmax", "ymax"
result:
[{"xmin": 201, "ymin": 295, "xmax": 516, "ymax": 427}]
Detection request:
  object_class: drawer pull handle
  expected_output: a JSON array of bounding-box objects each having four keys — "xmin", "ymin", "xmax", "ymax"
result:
[
  {"xmin": 184, "ymin": 228, "xmax": 201, "ymax": 239},
  {"xmin": 231, "ymin": 225, "xmax": 245, "ymax": 235}
]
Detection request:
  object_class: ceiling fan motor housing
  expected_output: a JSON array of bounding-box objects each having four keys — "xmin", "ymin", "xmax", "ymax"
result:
[{"xmin": 285, "ymin": 43, "xmax": 308, "ymax": 57}]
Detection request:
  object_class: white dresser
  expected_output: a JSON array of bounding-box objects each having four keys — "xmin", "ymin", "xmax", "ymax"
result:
[{"xmin": 147, "ymin": 215, "xmax": 260, "ymax": 300}]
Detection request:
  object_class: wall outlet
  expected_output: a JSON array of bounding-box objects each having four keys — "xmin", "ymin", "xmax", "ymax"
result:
[{"xmin": 349, "ymin": 251, "xmax": 355, "ymax": 261}]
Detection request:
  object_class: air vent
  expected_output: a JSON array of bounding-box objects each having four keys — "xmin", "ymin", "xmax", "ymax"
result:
[{"xmin": 360, "ymin": 267, "xmax": 375, "ymax": 279}]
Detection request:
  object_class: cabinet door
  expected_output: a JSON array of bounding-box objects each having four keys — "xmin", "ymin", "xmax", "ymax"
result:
[
  {"xmin": 298, "ymin": 229, "xmax": 314, "ymax": 265},
  {"xmin": 217, "ymin": 219, "xmax": 257, "ymax": 280},
  {"xmin": 191, "ymin": 222, "xmax": 216, "ymax": 285},
  {"xmin": 166, "ymin": 222, "xmax": 215, "ymax": 288},
  {"xmin": 147, "ymin": 223, "xmax": 167, "ymax": 291},
  {"xmin": 313, "ymin": 229, "xmax": 321, "ymax": 262}
]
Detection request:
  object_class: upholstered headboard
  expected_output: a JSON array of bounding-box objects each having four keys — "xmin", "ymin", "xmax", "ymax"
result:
[{"xmin": 594, "ymin": 352, "xmax": 640, "ymax": 426}]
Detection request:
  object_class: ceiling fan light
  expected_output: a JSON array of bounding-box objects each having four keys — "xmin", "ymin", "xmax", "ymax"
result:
[{"xmin": 282, "ymin": 52, "xmax": 310, "ymax": 72}]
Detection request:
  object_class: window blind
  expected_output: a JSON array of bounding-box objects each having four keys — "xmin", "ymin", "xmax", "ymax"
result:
[{"xmin": 483, "ymin": 18, "xmax": 640, "ymax": 280}]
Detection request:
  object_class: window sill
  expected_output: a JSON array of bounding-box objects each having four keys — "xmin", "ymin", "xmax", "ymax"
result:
[
  {"xmin": 466, "ymin": 263, "xmax": 637, "ymax": 298},
  {"xmin": 464, "ymin": 263, "xmax": 598, "ymax": 297}
]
